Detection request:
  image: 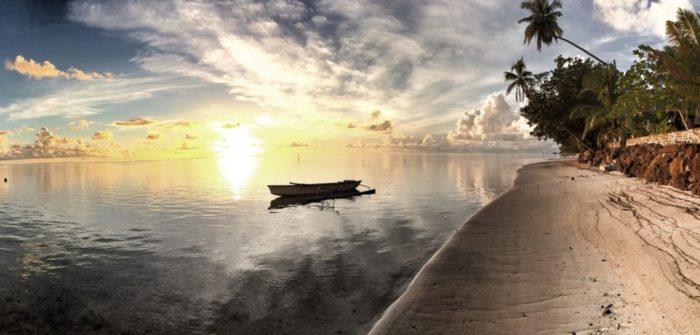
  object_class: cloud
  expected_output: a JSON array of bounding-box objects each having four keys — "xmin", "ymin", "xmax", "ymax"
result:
[
  {"xmin": 91, "ymin": 129, "xmax": 113, "ymax": 140},
  {"xmin": 592, "ymin": 0, "xmax": 694, "ymax": 37},
  {"xmin": 0, "ymin": 127, "xmax": 106, "ymax": 159},
  {"xmin": 447, "ymin": 93, "xmax": 528, "ymax": 143},
  {"xmin": 67, "ymin": 0, "xmax": 532, "ymax": 133},
  {"xmin": 289, "ymin": 142, "xmax": 309, "ymax": 147},
  {"xmin": 179, "ymin": 142, "xmax": 197, "ymax": 150},
  {"xmin": 171, "ymin": 121, "xmax": 194, "ymax": 127},
  {"xmin": 370, "ymin": 110, "xmax": 381, "ymax": 119},
  {"xmin": 421, "ymin": 134, "xmax": 447, "ymax": 147},
  {"xmin": 68, "ymin": 119, "xmax": 94, "ymax": 130},
  {"xmin": 346, "ymin": 123, "xmax": 356, "ymax": 129},
  {"xmin": 222, "ymin": 122, "xmax": 241, "ymax": 129},
  {"xmin": 0, "ymin": 76, "xmax": 192, "ymax": 120},
  {"xmin": 113, "ymin": 117, "xmax": 154, "ymax": 127},
  {"xmin": 185, "ymin": 134, "xmax": 197, "ymax": 140},
  {"xmin": 0, "ymin": 132, "xmax": 8, "ymax": 152},
  {"xmin": 368, "ymin": 120, "xmax": 393, "ymax": 132},
  {"xmin": 4, "ymin": 55, "xmax": 112, "ymax": 80},
  {"xmin": 145, "ymin": 133, "xmax": 161, "ymax": 140}
]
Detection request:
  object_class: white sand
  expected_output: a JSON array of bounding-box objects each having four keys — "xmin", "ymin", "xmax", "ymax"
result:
[{"xmin": 369, "ymin": 160, "xmax": 700, "ymax": 334}]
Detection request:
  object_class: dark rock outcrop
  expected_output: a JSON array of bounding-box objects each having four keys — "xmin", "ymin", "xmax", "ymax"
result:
[{"xmin": 578, "ymin": 143, "xmax": 700, "ymax": 195}]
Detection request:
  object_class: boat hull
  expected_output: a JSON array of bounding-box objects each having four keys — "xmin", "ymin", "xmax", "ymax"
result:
[
  {"xmin": 269, "ymin": 189, "xmax": 376, "ymax": 209},
  {"xmin": 268, "ymin": 180, "xmax": 361, "ymax": 196}
]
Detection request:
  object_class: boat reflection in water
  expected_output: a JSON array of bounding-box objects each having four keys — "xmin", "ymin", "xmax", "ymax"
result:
[{"xmin": 269, "ymin": 188, "xmax": 376, "ymax": 210}]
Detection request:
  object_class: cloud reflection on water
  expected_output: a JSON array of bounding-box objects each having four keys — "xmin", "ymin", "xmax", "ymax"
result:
[{"xmin": 0, "ymin": 152, "xmax": 555, "ymax": 333}]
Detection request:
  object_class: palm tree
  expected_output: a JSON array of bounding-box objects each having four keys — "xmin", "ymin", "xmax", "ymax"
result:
[
  {"xmin": 646, "ymin": 9, "xmax": 700, "ymax": 129},
  {"xmin": 504, "ymin": 57, "xmax": 536, "ymax": 102},
  {"xmin": 570, "ymin": 64, "xmax": 622, "ymax": 147},
  {"xmin": 519, "ymin": 0, "xmax": 608, "ymax": 65}
]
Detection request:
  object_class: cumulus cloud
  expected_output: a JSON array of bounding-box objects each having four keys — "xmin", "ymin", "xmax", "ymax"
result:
[
  {"xmin": 447, "ymin": 93, "xmax": 528, "ymax": 143},
  {"xmin": 113, "ymin": 117, "xmax": 154, "ymax": 127},
  {"xmin": 91, "ymin": 129, "xmax": 113, "ymax": 140},
  {"xmin": 592, "ymin": 0, "xmax": 694, "ymax": 37},
  {"xmin": 421, "ymin": 134, "xmax": 447, "ymax": 147},
  {"xmin": 368, "ymin": 120, "xmax": 393, "ymax": 132},
  {"xmin": 69, "ymin": 119, "xmax": 94, "ymax": 130},
  {"xmin": 0, "ymin": 127, "xmax": 105, "ymax": 159},
  {"xmin": 4, "ymin": 55, "xmax": 112, "ymax": 80}
]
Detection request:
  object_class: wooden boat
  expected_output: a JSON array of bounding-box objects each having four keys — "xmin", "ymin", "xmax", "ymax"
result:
[
  {"xmin": 267, "ymin": 180, "xmax": 361, "ymax": 196},
  {"xmin": 269, "ymin": 189, "xmax": 376, "ymax": 209}
]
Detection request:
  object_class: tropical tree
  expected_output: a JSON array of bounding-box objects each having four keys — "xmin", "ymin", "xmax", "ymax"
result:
[
  {"xmin": 504, "ymin": 57, "xmax": 536, "ymax": 102},
  {"xmin": 643, "ymin": 9, "xmax": 700, "ymax": 129},
  {"xmin": 613, "ymin": 47, "xmax": 681, "ymax": 135},
  {"xmin": 519, "ymin": 0, "xmax": 608, "ymax": 65},
  {"xmin": 520, "ymin": 56, "xmax": 599, "ymax": 151},
  {"xmin": 570, "ymin": 64, "xmax": 622, "ymax": 147}
]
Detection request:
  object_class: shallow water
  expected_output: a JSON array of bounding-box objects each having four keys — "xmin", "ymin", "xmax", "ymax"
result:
[{"xmin": 0, "ymin": 151, "xmax": 554, "ymax": 334}]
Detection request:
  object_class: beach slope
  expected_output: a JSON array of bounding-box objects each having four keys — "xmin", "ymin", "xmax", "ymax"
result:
[{"xmin": 369, "ymin": 161, "xmax": 700, "ymax": 334}]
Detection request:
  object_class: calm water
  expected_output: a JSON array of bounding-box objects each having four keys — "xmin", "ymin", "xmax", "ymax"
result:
[{"xmin": 0, "ymin": 151, "xmax": 553, "ymax": 334}]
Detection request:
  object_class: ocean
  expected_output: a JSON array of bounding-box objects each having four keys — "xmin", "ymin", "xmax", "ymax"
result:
[{"xmin": 0, "ymin": 151, "xmax": 553, "ymax": 334}]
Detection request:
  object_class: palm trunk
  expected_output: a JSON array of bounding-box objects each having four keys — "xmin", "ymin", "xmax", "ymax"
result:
[{"xmin": 557, "ymin": 36, "xmax": 608, "ymax": 65}]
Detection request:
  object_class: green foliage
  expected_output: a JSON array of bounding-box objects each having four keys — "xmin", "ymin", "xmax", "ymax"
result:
[
  {"xmin": 514, "ymin": 7, "xmax": 700, "ymax": 152},
  {"xmin": 640, "ymin": 9, "xmax": 700, "ymax": 128},
  {"xmin": 520, "ymin": 56, "xmax": 600, "ymax": 151},
  {"xmin": 518, "ymin": 0, "xmax": 563, "ymax": 51},
  {"xmin": 504, "ymin": 57, "xmax": 535, "ymax": 102},
  {"xmin": 569, "ymin": 64, "xmax": 622, "ymax": 147},
  {"xmin": 612, "ymin": 47, "xmax": 681, "ymax": 135},
  {"xmin": 518, "ymin": 0, "xmax": 607, "ymax": 64}
]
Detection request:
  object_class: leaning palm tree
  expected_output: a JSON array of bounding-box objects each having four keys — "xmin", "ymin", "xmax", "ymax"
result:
[
  {"xmin": 504, "ymin": 57, "xmax": 536, "ymax": 102},
  {"xmin": 519, "ymin": 0, "xmax": 608, "ymax": 65}
]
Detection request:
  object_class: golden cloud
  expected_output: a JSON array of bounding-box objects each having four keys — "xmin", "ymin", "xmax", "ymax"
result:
[
  {"xmin": 172, "ymin": 121, "xmax": 194, "ymax": 127},
  {"xmin": 4, "ymin": 55, "xmax": 111, "ymax": 80},
  {"xmin": 113, "ymin": 117, "xmax": 154, "ymax": 127},
  {"xmin": 367, "ymin": 120, "xmax": 393, "ymax": 132},
  {"xmin": 0, "ymin": 126, "xmax": 106, "ymax": 159},
  {"xmin": 145, "ymin": 133, "xmax": 161, "ymax": 140},
  {"xmin": 222, "ymin": 122, "xmax": 241, "ymax": 129},
  {"xmin": 91, "ymin": 130, "xmax": 113, "ymax": 140}
]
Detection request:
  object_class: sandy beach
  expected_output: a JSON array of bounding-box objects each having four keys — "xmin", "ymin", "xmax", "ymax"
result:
[{"xmin": 370, "ymin": 160, "xmax": 700, "ymax": 334}]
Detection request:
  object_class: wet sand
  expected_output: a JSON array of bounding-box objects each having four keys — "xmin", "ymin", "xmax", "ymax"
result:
[{"xmin": 369, "ymin": 160, "xmax": 700, "ymax": 334}]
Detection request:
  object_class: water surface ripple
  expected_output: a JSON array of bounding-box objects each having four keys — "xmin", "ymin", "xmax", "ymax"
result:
[{"xmin": 0, "ymin": 152, "xmax": 553, "ymax": 334}]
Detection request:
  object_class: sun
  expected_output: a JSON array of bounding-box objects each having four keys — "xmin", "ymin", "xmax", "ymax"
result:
[{"xmin": 215, "ymin": 125, "xmax": 262, "ymax": 158}]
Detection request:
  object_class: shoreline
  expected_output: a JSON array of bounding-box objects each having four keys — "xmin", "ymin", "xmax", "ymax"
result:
[{"xmin": 369, "ymin": 160, "xmax": 700, "ymax": 334}]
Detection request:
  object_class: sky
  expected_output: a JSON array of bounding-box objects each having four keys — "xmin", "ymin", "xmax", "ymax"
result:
[{"xmin": 0, "ymin": 0, "xmax": 697, "ymax": 161}]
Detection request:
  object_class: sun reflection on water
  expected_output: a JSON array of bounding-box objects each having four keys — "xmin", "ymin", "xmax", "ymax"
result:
[{"xmin": 217, "ymin": 155, "xmax": 258, "ymax": 200}]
